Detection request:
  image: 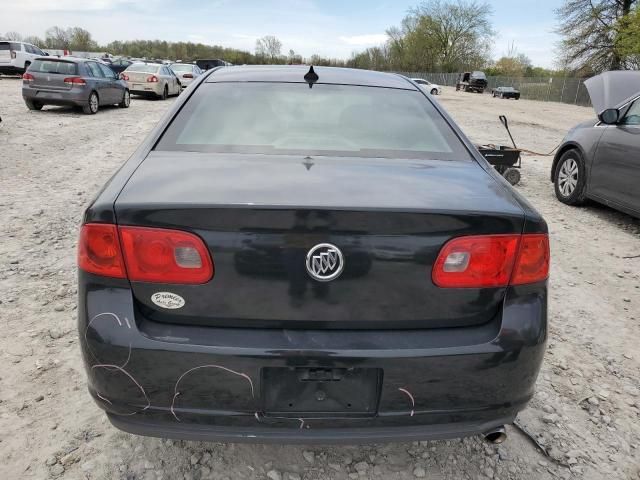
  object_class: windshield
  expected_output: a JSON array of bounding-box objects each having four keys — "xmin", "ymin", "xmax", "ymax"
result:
[
  {"xmin": 171, "ymin": 64, "xmax": 193, "ymax": 72},
  {"xmin": 125, "ymin": 63, "xmax": 160, "ymax": 73},
  {"xmin": 156, "ymin": 82, "xmax": 471, "ymax": 160},
  {"xmin": 29, "ymin": 59, "xmax": 77, "ymax": 75}
]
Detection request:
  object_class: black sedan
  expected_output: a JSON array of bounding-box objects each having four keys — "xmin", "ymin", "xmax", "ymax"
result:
[
  {"xmin": 108, "ymin": 58, "xmax": 134, "ymax": 75},
  {"xmin": 78, "ymin": 65, "xmax": 549, "ymax": 444},
  {"xmin": 492, "ymin": 86, "xmax": 520, "ymax": 99},
  {"xmin": 551, "ymin": 71, "xmax": 640, "ymax": 218}
]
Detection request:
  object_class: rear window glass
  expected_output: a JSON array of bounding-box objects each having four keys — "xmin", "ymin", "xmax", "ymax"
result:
[
  {"xmin": 29, "ymin": 59, "xmax": 77, "ymax": 75},
  {"xmin": 156, "ymin": 83, "xmax": 471, "ymax": 160},
  {"xmin": 171, "ymin": 64, "xmax": 192, "ymax": 72},
  {"xmin": 125, "ymin": 63, "xmax": 160, "ymax": 73},
  {"xmin": 0, "ymin": 42, "xmax": 20, "ymax": 51}
]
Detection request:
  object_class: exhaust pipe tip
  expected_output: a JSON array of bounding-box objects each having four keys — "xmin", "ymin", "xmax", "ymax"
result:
[{"xmin": 483, "ymin": 426, "xmax": 507, "ymax": 444}]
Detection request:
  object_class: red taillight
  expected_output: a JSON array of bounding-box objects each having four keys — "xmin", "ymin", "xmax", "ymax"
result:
[
  {"xmin": 118, "ymin": 226, "xmax": 213, "ymax": 284},
  {"xmin": 511, "ymin": 234, "xmax": 550, "ymax": 285},
  {"xmin": 22, "ymin": 73, "xmax": 34, "ymax": 82},
  {"xmin": 182, "ymin": 73, "xmax": 193, "ymax": 78},
  {"xmin": 432, "ymin": 234, "xmax": 549, "ymax": 288},
  {"xmin": 78, "ymin": 224, "xmax": 214, "ymax": 284},
  {"xmin": 146, "ymin": 75, "xmax": 158, "ymax": 83},
  {"xmin": 64, "ymin": 76, "xmax": 86, "ymax": 86},
  {"xmin": 78, "ymin": 224, "xmax": 126, "ymax": 279},
  {"xmin": 120, "ymin": 73, "xmax": 129, "ymax": 81}
]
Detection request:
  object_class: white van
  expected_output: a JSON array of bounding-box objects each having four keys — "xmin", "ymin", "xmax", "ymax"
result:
[{"xmin": 0, "ymin": 41, "xmax": 48, "ymax": 75}]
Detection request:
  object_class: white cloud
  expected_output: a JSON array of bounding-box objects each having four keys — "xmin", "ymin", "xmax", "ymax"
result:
[{"xmin": 339, "ymin": 34, "xmax": 388, "ymax": 46}]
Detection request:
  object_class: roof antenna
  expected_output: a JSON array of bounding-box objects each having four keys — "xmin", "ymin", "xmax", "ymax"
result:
[{"xmin": 304, "ymin": 65, "xmax": 318, "ymax": 88}]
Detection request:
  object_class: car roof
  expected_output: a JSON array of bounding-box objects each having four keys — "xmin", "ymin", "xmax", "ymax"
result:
[
  {"xmin": 32, "ymin": 56, "xmax": 88, "ymax": 63},
  {"xmin": 205, "ymin": 65, "xmax": 417, "ymax": 89}
]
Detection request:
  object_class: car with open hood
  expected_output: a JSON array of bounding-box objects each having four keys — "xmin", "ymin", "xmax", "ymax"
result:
[
  {"xmin": 551, "ymin": 71, "xmax": 640, "ymax": 218},
  {"xmin": 78, "ymin": 65, "xmax": 549, "ymax": 444}
]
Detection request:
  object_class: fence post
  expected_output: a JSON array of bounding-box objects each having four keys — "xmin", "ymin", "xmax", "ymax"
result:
[
  {"xmin": 560, "ymin": 77, "xmax": 566, "ymax": 103},
  {"xmin": 574, "ymin": 80, "xmax": 581, "ymax": 105}
]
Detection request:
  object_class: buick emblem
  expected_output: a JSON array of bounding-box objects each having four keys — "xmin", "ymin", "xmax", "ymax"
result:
[{"xmin": 306, "ymin": 243, "xmax": 344, "ymax": 282}]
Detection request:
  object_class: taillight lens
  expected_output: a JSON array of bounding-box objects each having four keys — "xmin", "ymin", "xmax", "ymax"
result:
[
  {"xmin": 432, "ymin": 234, "xmax": 549, "ymax": 288},
  {"xmin": 78, "ymin": 224, "xmax": 126, "ymax": 279},
  {"xmin": 146, "ymin": 75, "xmax": 158, "ymax": 83},
  {"xmin": 78, "ymin": 224, "xmax": 214, "ymax": 284},
  {"xmin": 511, "ymin": 234, "xmax": 550, "ymax": 285},
  {"xmin": 120, "ymin": 73, "xmax": 129, "ymax": 81},
  {"xmin": 64, "ymin": 77, "xmax": 86, "ymax": 86},
  {"xmin": 118, "ymin": 226, "xmax": 213, "ymax": 284},
  {"xmin": 22, "ymin": 73, "xmax": 34, "ymax": 83},
  {"xmin": 11, "ymin": 50, "xmax": 16, "ymax": 59}
]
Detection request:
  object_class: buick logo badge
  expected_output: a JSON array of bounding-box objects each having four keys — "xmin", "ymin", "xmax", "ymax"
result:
[{"xmin": 306, "ymin": 243, "xmax": 344, "ymax": 282}]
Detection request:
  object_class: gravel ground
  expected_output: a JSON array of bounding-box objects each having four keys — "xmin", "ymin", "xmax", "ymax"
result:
[{"xmin": 1, "ymin": 78, "xmax": 639, "ymax": 480}]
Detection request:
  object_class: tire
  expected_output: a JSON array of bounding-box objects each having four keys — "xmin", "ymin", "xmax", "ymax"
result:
[
  {"xmin": 554, "ymin": 149, "xmax": 586, "ymax": 205},
  {"xmin": 430, "ymin": 88, "xmax": 438, "ymax": 95},
  {"xmin": 25, "ymin": 99, "xmax": 43, "ymax": 111},
  {"xmin": 119, "ymin": 90, "xmax": 130, "ymax": 108},
  {"xmin": 83, "ymin": 91, "xmax": 99, "ymax": 115},
  {"xmin": 160, "ymin": 85, "xmax": 168, "ymax": 100},
  {"xmin": 503, "ymin": 168, "xmax": 521, "ymax": 186}
]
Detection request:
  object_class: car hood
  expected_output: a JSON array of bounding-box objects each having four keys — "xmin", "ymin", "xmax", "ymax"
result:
[{"xmin": 584, "ymin": 71, "xmax": 640, "ymax": 115}]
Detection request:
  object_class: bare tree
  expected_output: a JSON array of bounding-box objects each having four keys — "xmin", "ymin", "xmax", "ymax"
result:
[
  {"xmin": 255, "ymin": 35, "xmax": 282, "ymax": 62},
  {"xmin": 45, "ymin": 26, "xmax": 72, "ymax": 50},
  {"xmin": 556, "ymin": 0, "xmax": 637, "ymax": 73},
  {"xmin": 2, "ymin": 31, "xmax": 23, "ymax": 41}
]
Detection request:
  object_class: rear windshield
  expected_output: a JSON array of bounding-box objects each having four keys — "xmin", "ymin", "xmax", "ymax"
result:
[
  {"xmin": 125, "ymin": 63, "xmax": 160, "ymax": 73},
  {"xmin": 171, "ymin": 64, "xmax": 192, "ymax": 72},
  {"xmin": 0, "ymin": 42, "xmax": 21, "ymax": 51},
  {"xmin": 156, "ymin": 83, "xmax": 471, "ymax": 160},
  {"xmin": 29, "ymin": 59, "xmax": 77, "ymax": 75}
]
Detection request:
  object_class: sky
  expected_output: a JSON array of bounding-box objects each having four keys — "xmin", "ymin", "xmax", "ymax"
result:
[{"xmin": 1, "ymin": 0, "xmax": 564, "ymax": 68}]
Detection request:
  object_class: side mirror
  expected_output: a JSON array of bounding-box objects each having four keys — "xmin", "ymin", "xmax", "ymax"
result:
[{"xmin": 600, "ymin": 109, "xmax": 619, "ymax": 125}]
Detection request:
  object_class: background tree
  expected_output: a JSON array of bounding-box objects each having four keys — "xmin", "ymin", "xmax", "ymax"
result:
[
  {"xmin": 255, "ymin": 35, "xmax": 283, "ymax": 63},
  {"xmin": 45, "ymin": 26, "xmax": 72, "ymax": 50},
  {"xmin": 556, "ymin": 0, "xmax": 638, "ymax": 73},
  {"xmin": 615, "ymin": 7, "xmax": 640, "ymax": 68},
  {"xmin": 2, "ymin": 31, "xmax": 23, "ymax": 41}
]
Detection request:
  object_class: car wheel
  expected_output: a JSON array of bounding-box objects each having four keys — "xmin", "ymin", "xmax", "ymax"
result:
[
  {"xmin": 160, "ymin": 85, "xmax": 168, "ymax": 100},
  {"xmin": 430, "ymin": 88, "xmax": 438, "ymax": 95},
  {"xmin": 503, "ymin": 168, "xmax": 521, "ymax": 186},
  {"xmin": 119, "ymin": 90, "xmax": 130, "ymax": 108},
  {"xmin": 83, "ymin": 92, "xmax": 99, "ymax": 115},
  {"xmin": 25, "ymin": 99, "xmax": 43, "ymax": 111},
  {"xmin": 554, "ymin": 150, "xmax": 586, "ymax": 205}
]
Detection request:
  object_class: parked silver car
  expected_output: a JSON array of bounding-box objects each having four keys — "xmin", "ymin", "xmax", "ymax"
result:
[
  {"xmin": 551, "ymin": 71, "xmax": 640, "ymax": 218},
  {"xmin": 170, "ymin": 63, "xmax": 203, "ymax": 89},
  {"xmin": 121, "ymin": 62, "xmax": 181, "ymax": 99},
  {"xmin": 22, "ymin": 57, "xmax": 130, "ymax": 114}
]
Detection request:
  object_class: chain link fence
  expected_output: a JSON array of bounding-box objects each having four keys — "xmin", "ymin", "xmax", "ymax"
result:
[{"xmin": 399, "ymin": 72, "xmax": 592, "ymax": 107}]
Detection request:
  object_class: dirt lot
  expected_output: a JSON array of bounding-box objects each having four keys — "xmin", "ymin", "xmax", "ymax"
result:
[{"xmin": 1, "ymin": 78, "xmax": 639, "ymax": 480}]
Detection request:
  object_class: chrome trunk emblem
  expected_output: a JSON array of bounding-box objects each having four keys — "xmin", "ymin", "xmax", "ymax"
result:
[{"xmin": 306, "ymin": 243, "xmax": 344, "ymax": 282}]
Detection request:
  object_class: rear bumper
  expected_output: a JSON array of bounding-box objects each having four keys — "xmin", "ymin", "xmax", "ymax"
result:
[
  {"xmin": 79, "ymin": 272, "xmax": 547, "ymax": 443},
  {"xmin": 0, "ymin": 65, "xmax": 22, "ymax": 75},
  {"xmin": 22, "ymin": 87, "xmax": 88, "ymax": 106},
  {"xmin": 128, "ymin": 81, "xmax": 162, "ymax": 96}
]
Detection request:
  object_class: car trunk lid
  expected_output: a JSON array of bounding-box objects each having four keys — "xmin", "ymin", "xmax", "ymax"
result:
[{"xmin": 114, "ymin": 151, "xmax": 525, "ymax": 329}]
